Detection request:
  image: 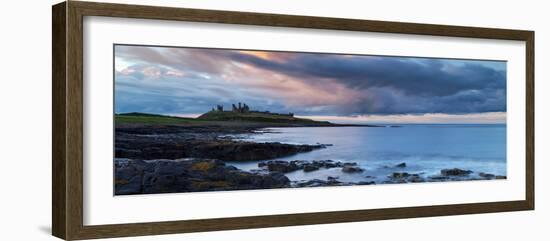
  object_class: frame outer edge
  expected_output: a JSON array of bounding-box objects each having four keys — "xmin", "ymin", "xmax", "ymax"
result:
[
  {"xmin": 66, "ymin": 0, "xmax": 86, "ymax": 240},
  {"xmin": 53, "ymin": 1, "xmax": 535, "ymax": 240},
  {"xmin": 70, "ymin": 0, "xmax": 533, "ymax": 40},
  {"xmin": 52, "ymin": 1, "xmax": 68, "ymax": 240},
  {"xmin": 525, "ymin": 31, "xmax": 535, "ymax": 210}
]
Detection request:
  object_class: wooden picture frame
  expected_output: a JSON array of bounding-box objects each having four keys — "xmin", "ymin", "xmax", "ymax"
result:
[{"xmin": 52, "ymin": 1, "xmax": 534, "ymax": 240}]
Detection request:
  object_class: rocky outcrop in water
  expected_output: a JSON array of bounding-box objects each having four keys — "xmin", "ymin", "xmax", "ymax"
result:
[
  {"xmin": 387, "ymin": 172, "xmax": 426, "ymax": 183},
  {"xmin": 341, "ymin": 164, "xmax": 364, "ymax": 173},
  {"xmin": 116, "ymin": 140, "xmax": 327, "ymax": 161},
  {"xmin": 425, "ymin": 168, "xmax": 506, "ymax": 182},
  {"xmin": 115, "ymin": 126, "xmax": 327, "ymax": 161},
  {"xmin": 258, "ymin": 160, "xmax": 360, "ymax": 173},
  {"xmin": 395, "ymin": 162, "xmax": 407, "ymax": 168},
  {"xmin": 440, "ymin": 168, "xmax": 473, "ymax": 176},
  {"xmin": 293, "ymin": 178, "xmax": 375, "ymax": 188}
]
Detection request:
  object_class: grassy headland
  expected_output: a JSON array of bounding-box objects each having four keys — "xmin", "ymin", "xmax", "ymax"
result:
[
  {"xmin": 197, "ymin": 110, "xmax": 333, "ymax": 125},
  {"xmin": 116, "ymin": 111, "xmax": 379, "ymax": 127},
  {"xmin": 116, "ymin": 112, "xmax": 206, "ymax": 125}
]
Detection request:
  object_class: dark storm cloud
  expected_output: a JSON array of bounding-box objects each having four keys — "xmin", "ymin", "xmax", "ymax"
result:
[
  {"xmin": 220, "ymin": 51, "xmax": 506, "ymax": 114},
  {"xmin": 337, "ymin": 87, "xmax": 506, "ymax": 115},
  {"xmin": 227, "ymin": 52, "xmax": 506, "ymax": 98},
  {"xmin": 115, "ymin": 45, "xmax": 506, "ymax": 116}
]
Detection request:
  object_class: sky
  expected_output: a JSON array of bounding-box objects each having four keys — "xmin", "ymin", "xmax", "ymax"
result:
[{"xmin": 114, "ymin": 45, "xmax": 507, "ymax": 124}]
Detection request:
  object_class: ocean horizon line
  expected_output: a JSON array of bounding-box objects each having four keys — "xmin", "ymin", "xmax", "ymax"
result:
[{"xmin": 152, "ymin": 111, "xmax": 506, "ymax": 125}]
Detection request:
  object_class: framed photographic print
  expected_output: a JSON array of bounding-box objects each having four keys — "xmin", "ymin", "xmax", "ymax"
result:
[{"xmin": 52, "ymin": 1, "xmax": 534, "ymax": 240}]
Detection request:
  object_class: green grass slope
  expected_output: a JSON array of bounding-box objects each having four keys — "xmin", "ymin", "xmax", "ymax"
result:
[
  {"xmin": 115, "ymin": 111, "xmax": 334, "ymax": 126},
  {"xmin": 197, "ymin": 111, "xmax": 333, "ymax": 125},
  {"xmin": 115, "ymin": 112, "xmax": 203, "ymax": 124}
]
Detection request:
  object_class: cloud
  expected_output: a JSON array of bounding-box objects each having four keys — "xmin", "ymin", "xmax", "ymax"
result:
[
  {"xmin": 301, "ymin": 112, "xmax": 506, "ymax": 124},
  {"xmin": 226, "ymin": 51, "xmax": 506, "ymax": 97},
  {"xmin": 114, "ymin": 45, "xmax": 506, "ymax": 117}
]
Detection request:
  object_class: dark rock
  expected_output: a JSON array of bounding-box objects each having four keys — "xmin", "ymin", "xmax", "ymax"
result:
[
  {"xmin": 225, "ymin": 171, "xmax": 257, "ymax": 185},
  {"xmin": 259, "ymin": 160, "xmax": 347, "ymax": 173},
  {"xmin": 115, "ymin": 148, "xmax": 142, "ymax": 159},
  {"xmin": 342, "ymin": 162, "xmax": 358, "ymax": 166},
  {"xmin": 429, "ymin": 176, "xmax": 450, "ymax": 181},
  {"xmin": 391, "ymin": 172, "xmax": 410, "ymax": 179},
  {"xmin": 303, "ymin": 164, "xmax": 320, "ymax": 172},
  {"xmin": 141, "ymin": 172, "xmax": 156, "ymax": 192},
  {"xmin": 295, "ymin": 179, "xmax": 328, "ymax": 187},
  {"xmin": 132, "ymin": 159, "xmax": 155, "ymax": 173},
  {"xmin": 342, "ymin": 165, "xmax": 364, "ymax": 173},
  {"xmin": 225, "ymin": 165, "xmax": 238, "ymax": 171},
  {"xmin": 115, "ymin": 133, "xmax": 326, "ymax": 161},
  {"xmin": 479, "ymin": 172, "xmax": 496, "ymax": 179},
  {"xmin": 262, "ymin": 172, "xmax": 290, "ymax": 188},
  {"xmin": 388, "ymin": 172, "xmax": 425, "ymax": 183},
  {"xmin": 115, "ymin": 159, "xmax": 293, "ymax": 195},
  {"xmin": 440, "ymin": 168, "xmax": 473, "ymax": 176},
  {"xmin": 153, "ymin": 161, "xmax": 182, "ymax": 175},
  {"xmin": 395, "ymin": 162, "xmax": 407, "ymax": 168},
  {"xmin": 327, "ymin": 176, "xmax": 339, "ymax": 181},
  {"xmin": 324, "ymin": 162, "xmax": 338, "ymax": 168},
  {"xmin": 290, "ymin": 160, "xmax": 308, "ymax": 169},
  {"xmin": 115, "ymin": 175, "xmax": 142, "ymax": 195},
  {"xmin": 496, "ymin": 175, "xmax": 507, "ymax": 180},
  {"xmin": 262, "ymin": 160, "xmax": 300, "ymax": 173},
  {"xmin": 148, "ymin": 174, "xmax": 178, "ymax": 193},
  {"xmin": 205, "ymin": 141, "xmax": 323, "ymax": 161},
  {"xmin": 408, "ymin": 175, "xmax": 425, "ymax": 183},
  {"xmin": 115, "ymin": 166, "xmax": 139, "ymax": 180},
  {"xmin": 327, "ymin": 180, "xmax": 342, "ymax": 185},
  {"xmin": 385, "ymin": 179, "xmax": 407, "ymax": 184},
  {"xmin": 248, "ymin": 168, "xmax": 265, "ymax": 174},
  {"xmin": 357, "ymin": 181, "xmax": 376, "ymax": 185},
  {"xmin": 205, "ymin": 166, "xmax": 230, "ymax": 181}
]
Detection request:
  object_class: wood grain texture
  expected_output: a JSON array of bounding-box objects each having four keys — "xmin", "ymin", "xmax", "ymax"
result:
[
  {"xmin": 73, "ymin": 201, "xmax": 530, "ymax": 240},
  {"xmin": 51, "ymin": 1, "xmax": 535, "ymax": 240},
  {"xmin": 52, "ymin": 2, "xmax": 67, "ymax": 239},
  {"xmin": 66, "ymin": 1, "xmax": 85, "ymax": 240},
  {"xmin": 525, "ymin": 32, "xmax": 535, "ymax": 209},
  {"xmin": 71, "ymin": 1, "xmax": 533, "ymax": 40}
]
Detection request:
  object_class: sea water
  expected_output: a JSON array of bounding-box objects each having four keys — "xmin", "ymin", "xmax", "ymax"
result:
[{"xmin": 227, "ymin": 124, "xmax": 506, "ymax": 183}]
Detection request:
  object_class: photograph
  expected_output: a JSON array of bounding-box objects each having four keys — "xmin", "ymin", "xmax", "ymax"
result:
[
  {"xmin": 43, "ymin": 1, "xmax": 536, "ymax": 240},
  {"xmin": 113, "ymin": 44, "xmax": 507, "ymax": 195}
]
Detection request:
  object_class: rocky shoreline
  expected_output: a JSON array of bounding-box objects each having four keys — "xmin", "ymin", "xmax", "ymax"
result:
[
  {"xmin": 115, "ymin": 158, "xmax": 507, "ymax": 194},
  {"xmin": 114, "ymin": 124, "xmax": 329, "ymax": 194},
  {"xmin": 114, "ymin": 125, "xmax": 506, "ymax": 195},
  {"xmin": 115, "ymin": 159, "xmax": 291, "ymax": 195},
  {"xmin": 115, "ymin": 125, "xmax": 327, "ymax": 161}
]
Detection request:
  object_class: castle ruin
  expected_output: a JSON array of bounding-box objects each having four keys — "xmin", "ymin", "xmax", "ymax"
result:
[
  {"xmin": 210, "ymin": 102, "xmax": 294, "ymax": 117},
  {"xmin": 232, "ymin": 102, "xmax": 250, "ymax": 113}
]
